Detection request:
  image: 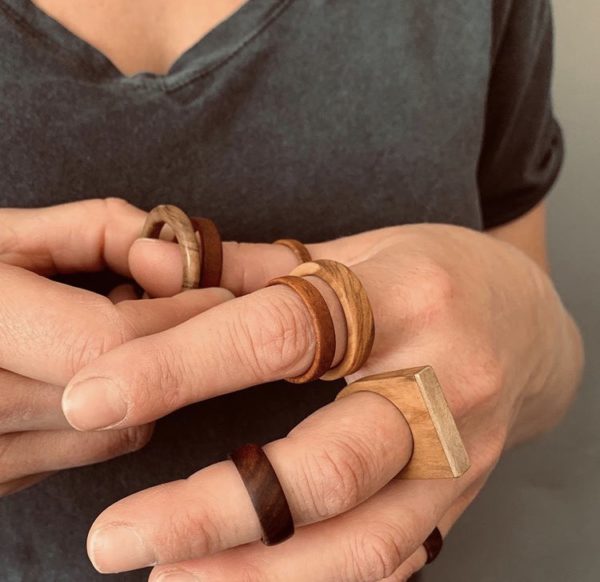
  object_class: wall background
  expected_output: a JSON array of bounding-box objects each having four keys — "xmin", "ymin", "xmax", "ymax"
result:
[{"xmin": 423, "ymin": 3, "xmax": 599, "ymax": 581}]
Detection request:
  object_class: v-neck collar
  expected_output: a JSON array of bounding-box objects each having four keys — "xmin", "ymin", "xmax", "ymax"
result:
[{"xmin": 2, "ymin": 0, "xmax": 293, "ymax": 91}]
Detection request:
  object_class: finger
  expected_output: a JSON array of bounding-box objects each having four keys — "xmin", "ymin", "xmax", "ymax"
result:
[
  {"xmin": 129, "ymin": 226, "xmax": 395, "ymax": 298},
  {"xmin": 0, "ymin": 471, "xmax": 58, "ymax": 498},
  {"xmin": 0, "ymin": 262, "xmax": 232, "ymax": 386},
  {"xmin": 61, "ymin": 277, "xmax": 348, "ymax": 430},
  {"xmin": 383, "ymin": 476, "xmax": 487, "ymax": 581},
  {"xmin": 0, "ymin": 424, "xmax": 155, "ymax": 483},
  {"xmin": 0, "ymin": 197, "xmax": 147, "ymax": 276},
  {"xmin": 146, "ymin": 473, "xmax": 469, "ymax": 582},
  {"xmin": 85, "ymin": 391, "xmax": 414, "ymax": 574},
  {"xmin": 108, "ymin": 283, "xmax": 138, "ymax": 304},
  {"xmin": 129, "ymin": 238, "xmax": 305, "ymax": 297},
  {"xmin": 0, "ymin": 369, "xmax": 71, "ymax": 432}
]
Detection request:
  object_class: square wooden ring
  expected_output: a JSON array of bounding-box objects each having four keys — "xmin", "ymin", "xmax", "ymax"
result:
[{"xmin": 335, "ymin": 366, "xmax": 471, "ymax": 479}]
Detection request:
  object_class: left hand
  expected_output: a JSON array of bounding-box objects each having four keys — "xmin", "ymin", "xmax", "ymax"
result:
[{"xmin": 61, "ymin": 222, "xmax": 579, "ymax": 581}]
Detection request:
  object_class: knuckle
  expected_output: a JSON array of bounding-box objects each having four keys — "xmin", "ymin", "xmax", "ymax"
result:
[
  {"xmin": 229, "ymin": 293, "xmax": 311, "ymax": 380},
  {"xmin": 300, "ymin": 437, "xmax": 371, "ymax": 519},
  {"xmin": 136, "ymin": 339, "xmax": 188, "ymax": 411},
  {"xmin": 160, "ymin": 501, "xmax": 224, "ymax": 559},
  {"xmin": 67, "ymin": 297, "xmax": 132, "ymax": 374},
  {"xmin": 454, "ymin": 347, "xmax": 505, "ymax": 420},
  {"xmin": 0, "ymin": 434, "xmax": 19, "ymax": 481},
  {"xmin": 408, "ymin": 259, "xmax": 455, "ymax": 323},
  {"xmin": 101, "ymin": 426, "xmax": 153, "ymax": 460},
  {"xmin": 123, "ymin": 425, "xmax": 154, "ymax": 453},
  {"xmin": 346, "ymin": 524, "xmax": 408, "ymax": 581}
]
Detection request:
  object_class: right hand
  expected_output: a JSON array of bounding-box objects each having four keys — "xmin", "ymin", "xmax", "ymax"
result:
[{"xmin": 0, "ymin": 198, "xmax": 232, "ymax": 496}]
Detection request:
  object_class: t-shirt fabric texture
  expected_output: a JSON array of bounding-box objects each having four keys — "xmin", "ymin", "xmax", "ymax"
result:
[{"xmin": 0, "ymin": 1, "xmax": 562, "ymax": 580}]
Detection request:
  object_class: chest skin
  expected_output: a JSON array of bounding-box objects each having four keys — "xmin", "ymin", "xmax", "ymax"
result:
[{"xmin": 32, "ymin": 0, "xmax": 249, "ymax": 75}]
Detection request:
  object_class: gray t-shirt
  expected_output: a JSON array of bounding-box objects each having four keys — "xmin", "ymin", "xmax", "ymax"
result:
[{"xmin": 0, "ymin": 1, "xmax": 562, "ymax": 580}]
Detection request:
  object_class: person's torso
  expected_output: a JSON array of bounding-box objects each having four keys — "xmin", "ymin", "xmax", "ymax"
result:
[{"xmin": 0, "ymin": 1, "xmax": 491, "ymax": 579}]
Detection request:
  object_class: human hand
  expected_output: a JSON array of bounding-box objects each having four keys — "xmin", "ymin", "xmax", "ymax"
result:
[
  {"xmin": 0, "ymin": 199, "xmax": 232, "ymax": 496},
  {"xmin": 64, "ymin": 222, "xmax": 581, "ymax": 580}
]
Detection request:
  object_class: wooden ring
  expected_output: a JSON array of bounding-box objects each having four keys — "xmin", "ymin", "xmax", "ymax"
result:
[
  {"xmin": 190, "ymin": 217, "xmax": 223, "ymax": 287},
  {"xmin": 139, "ymin": 204, "xmax": 201, "ymax": 291},
  {"xmin": 335, "ymin": 367, "xmax": 471, "ymax": 479},
  {"xmin": 423, "ymin": 526, "xmax": 443, "ymax": 564},
  {"xmin": 289, "ymin": 259, "xmax": 374, "ymax": 380},
  {"xmin": 272, "ymin": 239, "xmax": 312, "ymax": 264},
  {"xmin": 267, "ymin": 275, "xmax": 336, "ymax": 383},
  {"xmin": 228, "ymin": 443, "xmax": 295, "ymax": 546}
]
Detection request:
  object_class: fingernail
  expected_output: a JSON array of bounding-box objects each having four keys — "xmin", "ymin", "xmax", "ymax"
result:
[
  {"xmin": 156, "ymin": 571, "xmax": 200, "ymax": 582},
  {"xmin": 63, "ymin": 377, "xmax": 127, "ymax": 430},
  {"xmin": 89, "ymin": 525, "xmax": 155, "ymax": 573}
]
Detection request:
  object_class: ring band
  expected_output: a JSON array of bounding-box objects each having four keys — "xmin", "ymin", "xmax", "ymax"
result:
[
  {"xmin": 140, "ymin": 204, "xmax": 201, "ymax": 291},
  {"xmin": 273, "ymin": 239, "xmax": 312, "ymax": 264},
  {"xmin": 190, "ymin": 217, "xmax": 223, "ymax": 288},
  {"xmin": 267, "ymin": 275, "xmax": 336, "ymax": 383},
  {"xmin": 335, "ymin": 367, "xmax": 471, "ymax": 479},
  {"xmin": 228, "ymin": 443, "xmax": 295, "ymax": 546},
  {"xmin": 423, "ymin": 527, "xmax": 443, "ymax": 564},
  {"xmin": 289, "ymin": 259, "xmax": 375, "ymax": 380}
]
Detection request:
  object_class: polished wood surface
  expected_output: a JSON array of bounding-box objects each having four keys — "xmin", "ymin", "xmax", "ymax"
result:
[
  {"xmin": 273, "ymin": 238, "xmax": 312, "ymax": 264},
  {"xmin": 190, "ymin": 217, "xmax": 223, "ymax": 288},
  {"xmin": 290, "ymin": 259, "xmax": 374, "ymax": 380},
  {"xmin": 267, "ymin": 275, "xmax": 336, "ymax": 383},
  {"xmin": 336, "ymin": 367, "xmax": 470, "ymax": 479},
  {"xmin": 228, "ymin": 443, "xmax": 295, "ymax": 546},
  {"xmin": 140, "ymin": 204, "xmax": 201, "ymax": 291},
  {"xmin": 423, "ymin": 527, "xmax": 444, "ymax": 564}
]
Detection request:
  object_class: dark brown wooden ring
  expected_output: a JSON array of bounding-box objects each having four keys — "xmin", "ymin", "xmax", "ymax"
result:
[
  {"xmin": 190, "ymin": 217, "xmax": 223, "ymax": 288},
  {"xmin": 272, "ymin": 239, "xmax": 312, "ymax": 264},
  {"xmin": 423, "ymin": 527, "xmax": 443, "ymax": 564},
  {"xmin": 228, "ymin": 443, "xmax": 295, "ymax": 546},
  {"xmin": 139, "ymin": 204, "xmax": 201, "ymax": 291},
  {"xmin": 266, "ymin": 275, "xmax": 336, "ymax": 383}
]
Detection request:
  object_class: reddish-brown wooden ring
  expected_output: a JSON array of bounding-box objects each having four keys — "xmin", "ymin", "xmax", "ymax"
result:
[
  {"xmin": 423, "ymin": 526, "xmax": 443, "ymax": 564},
  {"xmin": 266, "ymin": 275, "xmax": 336, "ymax": 383},
  {"xmin": 190, "ymin": 217, "xmax": 223, "ymax": 288},
  {"xmin": 272, "ymin": 238, "xmax": 312, "ymax": 264},
  {"xmin": 228, "ymin": 443, "xmax": 294, "ymax": 546}
]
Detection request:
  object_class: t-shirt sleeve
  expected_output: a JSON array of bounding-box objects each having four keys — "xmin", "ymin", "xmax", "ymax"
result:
[{"xmin": 477, "ymin": 0, "xmax": 564, "ymax": 229}]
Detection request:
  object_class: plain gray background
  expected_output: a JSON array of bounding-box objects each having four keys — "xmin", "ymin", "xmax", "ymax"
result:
[{"xmin": 423, "ymin": 3, "xmax": 599, "ymax": 581}]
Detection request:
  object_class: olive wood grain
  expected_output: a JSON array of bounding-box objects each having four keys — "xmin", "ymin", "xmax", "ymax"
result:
[
  {"xmin": 267, "ymin": 275, "xmax": 336, "ymax": 383},
  {"xmin": 273, "ymin": 239, "xmax": 312, "ymax": 264},
  {"xmin": 290, "ymin": 259, "xmax": 374, "ymax": 380},
  {"xmin": 190, "ymin": 217, "xmax": 223, "ymax": 288},
  {"xmin": 140, "ymin": 204, "xmax": 201, "ymax": 291},
  {"xmin": 335, "ymin": 367, "xmax": 470, "ymax": 479},
  {"xmin": 228, "ymin": 443, "xmax": 295, "ymax": 546}
]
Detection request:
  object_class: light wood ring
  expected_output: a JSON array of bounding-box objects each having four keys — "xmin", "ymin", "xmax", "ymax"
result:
[
  {"xmin": 267, "ymin": 275, "xmax": 336, "ymax": 383},
  {"xmin": 190, "ymin": 217, "xmax": 223, "ymax": 288},
  {"xmin": 289, "ymin": 259, "xmax": 374, "ymax": 380},
  {"xmin": 140, "ymin": 204, "xmax": 201, "ymax": 291},
  {"xmin": 273, "ymin": 239, "xmax": 312, "ymax": 264}
]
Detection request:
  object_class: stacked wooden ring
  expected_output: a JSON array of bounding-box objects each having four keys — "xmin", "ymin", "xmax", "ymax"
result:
[
  {"xmin": 138, "ymin": 204, "xmax": 223, "ymax": 294},
  {"xmin": 270, "ymin": 240, "xmax": 375, "ymax": 383}
]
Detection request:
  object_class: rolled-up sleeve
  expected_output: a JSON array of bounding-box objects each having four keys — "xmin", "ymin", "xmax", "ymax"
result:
[{"xmin": 478, "ymin": 0, "xmax": 564, "ymax": 228}]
